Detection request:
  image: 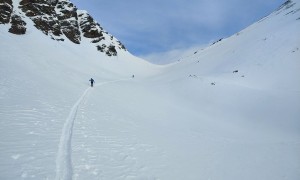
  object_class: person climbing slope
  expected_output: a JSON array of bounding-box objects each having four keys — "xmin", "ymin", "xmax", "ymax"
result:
[{"xmin": 89, "ymin": 78, "xmax": 95, "ymax": 87}]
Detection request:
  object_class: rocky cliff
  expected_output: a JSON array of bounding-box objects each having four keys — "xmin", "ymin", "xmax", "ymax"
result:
[{"xmin": 0, "ymin": 0, "xmax": 126, "ymax": 56}]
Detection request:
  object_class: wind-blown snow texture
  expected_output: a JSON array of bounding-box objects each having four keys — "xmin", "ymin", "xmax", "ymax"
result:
[{"xmin": 1, "ymin": 0, "xmax": 300, "ymax": 180}]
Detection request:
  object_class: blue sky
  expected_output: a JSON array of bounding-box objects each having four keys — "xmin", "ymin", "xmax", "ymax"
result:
[{"xmin": 72, "ymin": 0, "xmax": 285, "ymax": 63}]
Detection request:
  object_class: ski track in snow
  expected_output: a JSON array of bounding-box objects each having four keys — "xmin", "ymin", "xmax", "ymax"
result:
[{"xmin": 55, "ymin": 79, "xmax": 129, "ymax": 180}]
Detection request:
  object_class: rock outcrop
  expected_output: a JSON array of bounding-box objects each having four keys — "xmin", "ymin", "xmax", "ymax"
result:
[
  {"xmin": 9, "ymin": 14, "xmax": 27, "ymax": 34},
  {"xmin": 0, "ymin": 0, "xmax": 13, "ymax": 24},
  {"xmin": 0, "ymin": 0, "xmax": 126, "ymax": 56}
]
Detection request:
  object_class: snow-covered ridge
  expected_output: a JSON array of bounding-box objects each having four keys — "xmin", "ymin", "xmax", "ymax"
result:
[
  {"xmin": 0, "ymin": 0, "xmax": 126, "ymax": 56},
  {"xmin": 166, "ymin": 0, "xmax": 300, "ymax": 91}
]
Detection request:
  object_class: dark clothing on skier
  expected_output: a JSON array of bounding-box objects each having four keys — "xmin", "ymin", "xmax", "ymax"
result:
[{"xmin": 89, "ymin": 78, "xmax": 95, "ymax": 87}]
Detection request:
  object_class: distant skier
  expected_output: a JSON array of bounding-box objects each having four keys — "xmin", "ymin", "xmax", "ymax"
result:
[
  {"xmin": 132, "ymin": 74, "xmax": 135, "ymax": 78},
  {"xmin": 89, "ymin": 78, "xmax": 95, "ymax": 87}
]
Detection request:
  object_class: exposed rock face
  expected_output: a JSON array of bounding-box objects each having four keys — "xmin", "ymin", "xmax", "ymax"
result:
[
  {"xmin": 55, "ymin": 0, "xmax": 81, "ymax": 44},
  {"xmin": 19, "ymin": 0, "xmax": 61, "ymax": 37},
  {"xmin": 78, "ymin": 12, "xmax": 103, "ymax": 39},
  {"xmin": 19, "ymin": 0, "xmax": 80, "ymax": 43},
  {"xmin": 9, "ymin": 14, "xmax": 27, "ymax": 34},
  {"xmin": 0, "ymin": 0, "xmax": 127, "ymax": 56},
  {"xmin": 0, "ymin": 0, "xmax": 27, "ymax": 34},
  {"xmin": 77, "ymin": 10, "xmax": 127, "ymax": 56},
  {"xmin": 107, "ymin": 45, "xmax": 117, "ymax": 56},
  {"xmin": 78, "ymin": 11, "xmax": 121, "ymax": 56},
  {"xmin": 0, "ymin": 0, "xmax": 13, "ymax": 24}
]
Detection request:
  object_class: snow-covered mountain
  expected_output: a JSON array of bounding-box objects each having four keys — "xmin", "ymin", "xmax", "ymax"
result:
[
  {"xmin": 0, "ymin": 0, "xmax": 299, "ymax": 180},
  {"xmin": 0, "ymin": 0, "xmax": 126, "ymax": 56}
]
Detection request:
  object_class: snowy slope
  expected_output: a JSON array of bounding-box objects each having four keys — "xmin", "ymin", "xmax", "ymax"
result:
[
  {"xmin": 144, "ymin": 0, "xmax": 300, "ymax": 179},
  {"xmin": 1, "ymin": 0, "xmax": 300, "ymax": 180},
  {"xmin": 0, "ymin": 12, "xmax": 159, "ymax": 179}
]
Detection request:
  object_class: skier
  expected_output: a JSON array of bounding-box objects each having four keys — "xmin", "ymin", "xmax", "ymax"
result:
[
  {"xmin": 132, "ymin": 74, "xmax": 135, "ymax": 78},
  {"xmin": 89, "ymin": 78, "xmax": 95, "ymax": 87}
]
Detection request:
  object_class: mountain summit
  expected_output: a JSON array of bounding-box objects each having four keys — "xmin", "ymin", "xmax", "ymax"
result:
[{"xmin": 0, "ymin": 0, "xmax": 126, "ymax": 56}]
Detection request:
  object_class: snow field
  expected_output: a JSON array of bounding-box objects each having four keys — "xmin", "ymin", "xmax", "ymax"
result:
[
  {"xmin": 1, "ymin": 0, "xmax": 300, "ymax": 179},
  {"xmin": 55, "ymin": 79, "xmax": 132, "ymax": 180}
]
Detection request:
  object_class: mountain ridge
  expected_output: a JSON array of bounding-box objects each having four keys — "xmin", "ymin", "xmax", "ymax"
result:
[{"xmin": 0, "ymin": 0, "xmax": 126, "ymax": 56}]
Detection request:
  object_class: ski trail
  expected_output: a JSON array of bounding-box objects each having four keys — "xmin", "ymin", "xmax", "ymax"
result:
[
  {"xmin": 55, "ymin": 87, "xmax": 90, "ymax": 180},
  {"xmin": 55, "ymin": 78, "xmax": 130, "ymax": 180}
]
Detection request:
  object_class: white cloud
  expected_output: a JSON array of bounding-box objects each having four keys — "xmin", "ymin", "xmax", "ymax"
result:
[{"xmin": 72, "ymin": 0, "xmax": 285, "ymax": 57}]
